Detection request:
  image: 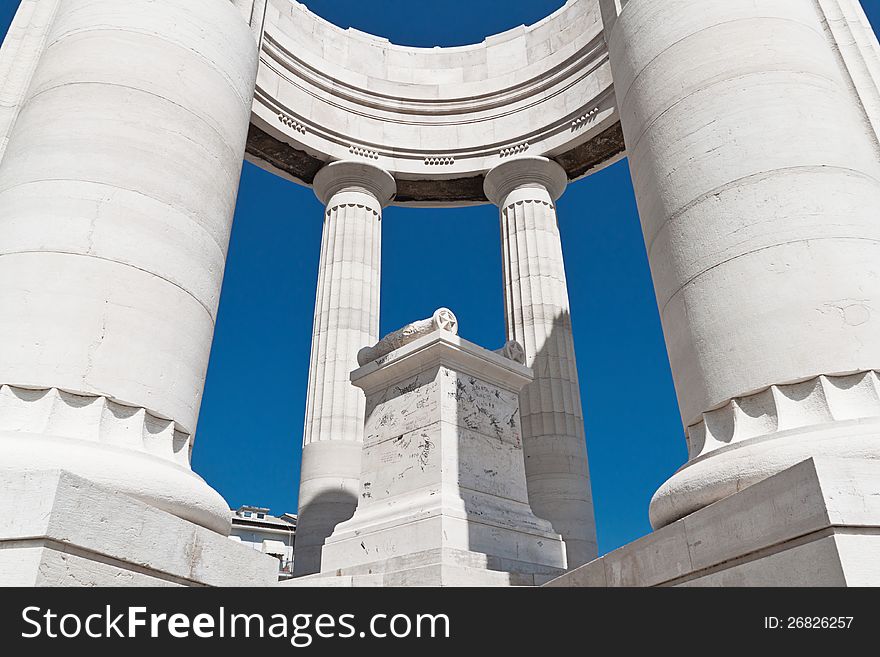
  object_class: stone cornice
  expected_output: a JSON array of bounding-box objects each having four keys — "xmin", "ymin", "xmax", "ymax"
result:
[
  {"xmin": 351, "ymin": 331, "xmax": 534, "ymax": 397},
  {"xmin": 260, "ymin": 30, "xmax": 608, "ymax": 116},
  {"xmin": 247, "ymin": 0, "xmax": 625, "ymax": 201},
  {"xmin": 246, "ymin": 122, "xmax": 625, "ymax": 206}
]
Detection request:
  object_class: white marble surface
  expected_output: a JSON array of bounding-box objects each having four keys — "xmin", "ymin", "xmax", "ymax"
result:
[
  {"xmin": 0, "ymin": 469, "xmax": 279, "ymax": 587},
  {"xmin": 486, "ymin": 156, "xmax": 597, "ymax": 568},
  {"xmin": 818, "ymin": 0, "xmax": 880, "ymax": 150},
  {"xmin": 0, "ymin": 0, "xmax": 259, "ymax": 534},
  {"xmin": 295, "ymin": 160, "xmax": 396, "ymax": 575},
  {"xmin": 315, "ymin": 330, "xmax": 567, "ymax": 585},
  {"xmin": 2, "ymin": 0, "xmax": 880, "ymax": 589},
  {"xmin": 0, "ymin": 0, "xmax": 58, "ymax": 163},
  {"xmin": 603, "ymin": 0, "xmax": 880, "ymax": 528},
  {"xmin": 358, "ymin": 308, "xmax": 458, "ymax": 366},
  {"xmin": 547, "ymin": 457, "xmax": 880, "ymax": 587},
  {"xmin": 249, "ymin": 0, "xmax": 620, "ymax": 185}
]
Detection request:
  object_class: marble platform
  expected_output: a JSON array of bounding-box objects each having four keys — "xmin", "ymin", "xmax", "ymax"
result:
[
  {"xmin": 0, "ymin": 469, "xmax": 279, "ymax": 586},
  {"xmin": 546, "ymin": 457, "xmax": 880, "ymax": 587}
]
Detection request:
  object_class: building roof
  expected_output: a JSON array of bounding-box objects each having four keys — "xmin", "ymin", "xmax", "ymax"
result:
[{"xmin": 231, "ymin": 506, "xmax": 297, "ymax": 531}]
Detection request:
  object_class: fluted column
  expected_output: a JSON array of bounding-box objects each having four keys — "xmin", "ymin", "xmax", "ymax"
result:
[
  {"xmin": 0, "ymin": 0, "xmax": 60, "ymax": 163},
  {"xmin": 0, "ymin": 0, "xmax": 259, "ymax": 534},
  {"xmin": 294, "ymin": 160, "xmax": 396, "ymax": 576},
  {"xmin": 601, "ymin": 0, "xmax": 880, "ymax": 529},
  {"xmin": 817, "ymin": 0, "xmax": 880, "ymax": 150},
  {"xmin": 485, "ymin": 156, "xmax": 597, "ymax": 568}
]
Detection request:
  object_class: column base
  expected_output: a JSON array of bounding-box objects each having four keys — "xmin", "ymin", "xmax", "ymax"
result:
[
  {"xmin": 293, "ymin": 440, "xmax": 361, "ymax": 577},
  {"xmin": 320, "ymin": 496, "xmax": 566, "ymax": 584},
  {"xmin": 651, "ymin": 394, "xmax": 880, "ymax": 529},
  {"xmin": 284, "ymin": 547, "xmax": 561, "ymax": 587},
  {"xmin": 0, "ymin": 384, "xmax": 234, "ymax": 535},
  {"xmin": 546, "ymin": 457, "xmax": 880, "ymax": 587},
  {"xmin": 0, "ymin": 469, "xmax": 279, "ymax": 586}
]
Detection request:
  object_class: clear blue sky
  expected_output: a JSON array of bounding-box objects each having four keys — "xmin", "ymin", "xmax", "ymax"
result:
[{"xmin": 2, "ymin": 0, "xmax": 879, "ymax": 555}]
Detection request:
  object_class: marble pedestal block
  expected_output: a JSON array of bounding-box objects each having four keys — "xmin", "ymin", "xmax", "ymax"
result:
[
  {"xmin": 546, "ymin": 457, "xmax": 880, "ymax": 587},
  {"xmin": 0, "ymin": 470, "xmax": 279, "ymax": 587},
  {"xmin": 293, "ymin": 330, "xmax": 567, "ymax": 587}
]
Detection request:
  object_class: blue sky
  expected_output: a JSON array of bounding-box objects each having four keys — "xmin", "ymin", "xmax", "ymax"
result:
[{"xmin": 2, "ymin": 0, "xmax": 879, "ymax": 555}]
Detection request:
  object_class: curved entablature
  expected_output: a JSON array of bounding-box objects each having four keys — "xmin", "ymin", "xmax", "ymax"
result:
[{"xmin": 246, "ymin": 0, "xmax": 624, "ymax": 205}]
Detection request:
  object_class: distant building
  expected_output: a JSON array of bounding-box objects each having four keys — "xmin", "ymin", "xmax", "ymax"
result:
[{"xmin": 228, "ymin": 506, "xmax": 297, "ymax": 580}]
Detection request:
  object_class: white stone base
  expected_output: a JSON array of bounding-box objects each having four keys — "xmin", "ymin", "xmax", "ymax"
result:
[
  {"xmin": 0, "ymin": 470, "xmax": 279, "ymax": 586},
  {"xmin": 293, "ymin": 330, "xmax": 567, "ymax": 586},
  {"xmin": 284, "ymin": 548, "xmax": 559, "ymax": 587},
  {"xmin": 546, "ymin": 457, "xmax": 880, "ymax": 587}
]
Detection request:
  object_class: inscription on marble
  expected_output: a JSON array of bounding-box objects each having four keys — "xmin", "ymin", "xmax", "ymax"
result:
[
  {"xmin": 364, "ymin": 369, "xmax": 441, "ymax": 444},
  {"xmin": 442, "ymin": 369, "xmax": 522, "ymax": 447}
]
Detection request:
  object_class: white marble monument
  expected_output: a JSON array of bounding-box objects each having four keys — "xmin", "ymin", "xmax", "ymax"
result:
[
  {"xmin": 289, "ymin": 310, "xmax": 567, "ymax": 586},
  {"xmin": 1, "ymin": 0, "xmax": 879, "ymax": 586}
]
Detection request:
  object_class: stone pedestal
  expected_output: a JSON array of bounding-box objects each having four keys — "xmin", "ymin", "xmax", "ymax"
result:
[
  {"xmin": 292, "ymin": 329, "xmax": 566, "ymax": 587},
  {"xmin": 546, "ymin": 457, "xmax": 880, "ymax": 587},
  {"xmin": 0, "ymin": 470, "xmax": 279, "ymax": 587}
]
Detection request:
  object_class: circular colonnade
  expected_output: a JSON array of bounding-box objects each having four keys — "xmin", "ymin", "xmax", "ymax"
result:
[{"xmin": 1, "ymin": 0, "xmax": 879, "ymax": 580}]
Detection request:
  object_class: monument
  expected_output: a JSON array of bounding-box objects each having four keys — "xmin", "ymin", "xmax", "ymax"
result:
[
  {"xmin": 0, "ymin": 0, "xmax": 878, "ymax": 586},
  {"xmin": 290, "ymin": 309, "xmax": 567, "ymax": 586}
]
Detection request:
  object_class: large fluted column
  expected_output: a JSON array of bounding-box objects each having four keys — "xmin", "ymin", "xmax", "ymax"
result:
[
  {"xmin": 0, "ymin": 0, "xmax": 59, "ymax": 162},
  {"xmin": 817, "ymin": 0, "xmax": 880, "ymax": 149},
  {"xmin": 294, "ymin": 160, "xmax": 396, "ymax": 576},
  {"xmin": 485, "ymin": 156, "xmax": 597, "ymax": 568},
  {"xmin": 601, "ymin": 0, "xmax": 880, "ymax": 528},
  {"xmin": 0, "ymin": 0, "xmax": 259, "ymax": 534}
]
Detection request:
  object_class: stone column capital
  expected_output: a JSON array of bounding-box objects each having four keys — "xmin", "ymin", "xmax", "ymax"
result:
[
  {"xmin": 483, "ymin": 156, "xmax": 568, "ymax": 207},
  {"xmin": 312, "ymin": 160, "xmax": 397, "ymax": 209}
]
